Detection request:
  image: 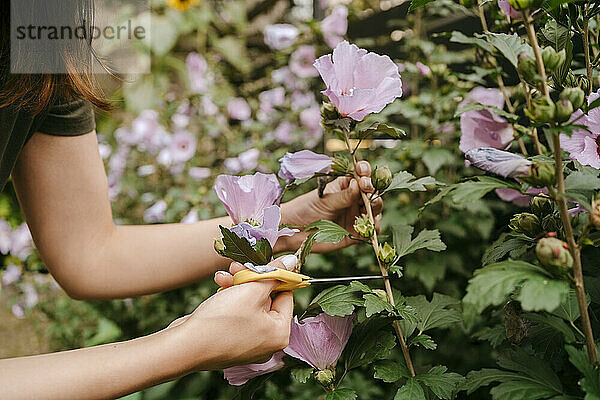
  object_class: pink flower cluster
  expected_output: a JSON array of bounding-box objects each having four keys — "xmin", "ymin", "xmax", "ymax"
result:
[{"xmin": 560, "ymin": 89, "xmax": 600, "ymax": 169}]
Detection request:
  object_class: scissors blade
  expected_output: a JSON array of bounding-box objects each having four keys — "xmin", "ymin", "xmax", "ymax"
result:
[{"xmin": 307, "ymin": 275, "xmax": 390, "ymax": 284}]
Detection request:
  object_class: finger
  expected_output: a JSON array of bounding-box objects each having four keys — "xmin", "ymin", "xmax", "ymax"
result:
[
  {"xmin": 359, "ymin": 176, "xmax": 375, "ymax": 193},
  {"xmin": 355, "ymin": 161, "xmax": 371, "ymax": 177},
  {"xmin": 324, "ymin": 176, "xmax": 350, "ymax": 195},
  {"xmin": 371, "ymin": 197, "xmax": 383, "ymax": 216},
  {"xmin": 270, "ymin": 291, "xmax": 294, "ymax": 323},
  {"xmin": 229, "ymin": 261, "xmax": 247, "ymax": 275},
  {"xmin": 214, "ymin": 270, "xmax": 234, "ymax": 288},
  {"xmin": 268, "ymin": 254, "xmax": 299, "ymax": 271}
]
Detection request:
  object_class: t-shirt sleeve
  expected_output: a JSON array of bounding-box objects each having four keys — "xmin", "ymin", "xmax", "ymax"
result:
[{"xmin": 37, "ymin": 97, "xmax": 96, "ymax": 136}]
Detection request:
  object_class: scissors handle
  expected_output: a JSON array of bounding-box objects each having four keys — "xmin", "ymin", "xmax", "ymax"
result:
[{"xmin": 232, "ymin": 269, "xmax": 312, "ymax": 292}]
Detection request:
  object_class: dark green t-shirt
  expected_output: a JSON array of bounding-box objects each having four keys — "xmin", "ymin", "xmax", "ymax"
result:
[{"xmin": 0, "ymin": 97, "xmax": 96, "ymax": 191}]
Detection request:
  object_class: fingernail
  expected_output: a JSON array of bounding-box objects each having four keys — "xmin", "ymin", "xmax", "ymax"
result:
[
  {"xmin": 361, "ymin": 177, "xmax": 373, "ymax": 189},
  {"xmin": 358, "ymin": 162, "xmax": 368, "ymax": 174},
  {"xmin": 215, "ymin": 271, "xmax": 228, "ymax": 278},
  {"xmin": 280, "ymin": 254, "xmax": 298, "ymax": 270}
]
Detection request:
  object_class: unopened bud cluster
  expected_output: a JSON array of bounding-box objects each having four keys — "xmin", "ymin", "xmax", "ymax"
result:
[
  {"xmin": 509, "ymin": 213, "xmax": 541, "ymax": 237},
  {"xmin": 372, "ymin": 166, "xmax": 393, "ymax": 192},
  {"xmin": 378, "ymin": 242, "xmax": 396, "ymax": 266},
  {"xmin": 354, "ymin": 214, "xmax": 374, "ymax": 238}
]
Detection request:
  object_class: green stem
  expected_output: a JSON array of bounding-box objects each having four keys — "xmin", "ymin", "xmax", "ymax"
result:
[
  {"xmin": 583, "ymin": 5, "xmax": 593, "ymax": 95},
  {"xmin": 525, "ymin": 10, "xmax": 598, "ymax": 364},
  {"xmin": 343, "ymin": 132, "xmax": 416, "ymax": 377}
]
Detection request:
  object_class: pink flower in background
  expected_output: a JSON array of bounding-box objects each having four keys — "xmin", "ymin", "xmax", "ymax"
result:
[
  {"xmin": 137, "ymin": 165, "xmax": 156, "ymax": 177},
  {"xmin": 291, "ymin": 91, "xmax": 317, "ymax": 111},
  {"xmin": 2, "ymin": 264, "xmax": 22, "ymax": 286},
  {"xmin": 264, "ymin": 24, "xmax": 299, "ymax": 50},
  {"xmin": 416, "ymin": 61, "xmax": 432, "ymax": 77},
  {"xmin": 314, "ymin": 41, "xmax": 403, "ymax": 121},
  {"xmin": 560, "ymin": 90, "xmax": 600, "ymax": 169},
  {"xmin": 259, "ymin": 88, "xmax": 286, "ymax": 113},
  {"xmin": 300, "ymin": 106, "xmax": 322, "ymax": 130},
  {"xmin": 274, "ymin": 121, "xmax": 296, "ymax": 144},
  {"xmin": 238, "ymin": 148, "xmax": 260, "ymax": 171},
  {"xmin": 201, "ymin": 97, "xmax": 219, "ymax": 116},
  {"xmin": 213, "ymin": 173, "xmax": 282, "ymax": 224},
  {"xmin": 459, "ymin": 87, "xmax": 514, "ymax": 153},
  {"xmin": 143, "ymin": 200, "xmax": 167, "ymax": 223},
  {"xmin": 0, "ymin": 219, "xmax": 11, "ymax": 255},
  {"xmin": 495, "ymin": 188, "xmax": 547, "ymax": 207},
  {"xmin": 181, "ymin": 209, "xmax": 200, "ymax": 224},
  {"xmin": 284, "ymin": 313, "xmax": 354, "ymax": 370},
  {"xmin": 115, "ymin": 127, "xmax": 142, "ymax": 146},
  {"xmin": 228, "ymin": 98, "xmax": 252, "ymax": 121},
  {"xmin": 321, "ymin": 5, "xmax": 348, "ymax": 48},
  {"xmin": 224, "ymin": 158, "xmax": 243, "ymax": 174},
  {"xmin": 189, "ymin": 167, "xmax": 211, "ymax": 181},
  {"xmin": 278, "ymin": 150, "xmax": 333, "ymax": 182},
  {"xmin": 131, "ymin": 110, "xmax": 171, "ymax": 154},
  {"xmin": 12, "ymin": 304, "xmax": 25, "ymax": 319},
  {"xmin": 169, "ymin": 130, "xmax": 197, "ymax": 164},
  {"xmin": 230, "ymin": 205, "xmax": 298, "ymax": 248},
  {"xmin": 498, "ymin": 0, "xmax": 522, "ymax": 19},
  {"xmin": 22, "ymin": 282, "xmax": 38, "ymax": 309},
  {"xmin": 290, "ymin": 46, "xmax": 319, "ymax": 78},
  {"xmin": 97, "ymin": 143, "xmax": 112, "ymax": 160},
  {"xmin": 465, "ymin": 148, "xmax": 533, "ymax": 178},
  {"xmin": 186, "ymin": 52, "xmax": 209, "ymax": 94},
  {"xmin": 11, "ymin": 223, "xmax": 33, "ymax": 261},
  {"xmin": 224, "ymin": 351, "xmax": 285, "ymax": 386}
]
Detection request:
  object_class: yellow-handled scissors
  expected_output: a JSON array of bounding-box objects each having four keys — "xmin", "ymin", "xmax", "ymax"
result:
[{"xmin": 219, "ymin": 268, "xmax": 390, "ymax": 292}]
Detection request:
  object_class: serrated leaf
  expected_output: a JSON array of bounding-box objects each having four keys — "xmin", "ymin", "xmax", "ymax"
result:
[
  {"xmin": 291, "ymin": 368, "xmax": 312, "ymax": 383},
  {"xmin": 473, "ymin": 325, "xmax": 506, "ymax": 348},
  {"xmin": 449, "ymin": 31, "xmax": 493, "ymax": 52},
  {"xmin": 451, "ymin": 177, "xmax": 520, "ymax": 204},
  {"xmin": 525, "ymin": 313, "xmax": 576, "ymax": 344},
  {"xmin": 408, "ymin": 0, "xmax": 437, "ymax": 11},
  {"xmin": 463, "ymin": 260, "xmax": 567, "ymax": 314},
  {"xmin": 395, "ymin": 379, "xmax": 426, "ymax": 400},
  {"xmin": 565, "ymin": 169, "xmax": 600, "ymax": 191},
  {"xmin": 461, "ymin": 369, "xmax": 524, "ymax": 395},
  {"xmin": 358, "ymin": 122, "xmax": 405, "ymax": 139},
  {"xmin": 364, "ymin": 293, "xmax": 393, "ymax": 317},
  {"xmin": 409, "ymin": 334, "xmax": 437, "ymax": 350},
  {"xmin": 422, "ymin": 148, "xmax": 455, "ymax": 175},
  {"xmin": 476, "ymin": 32, "xmax": 533, "ymax": 68},
  {"xmin": 344, "ymin": 316, "xmax": 396, "ymax": 370},
  {"xmin": 306, "ymin": 220, "xmax": 351, "ymax": 244},
  {"xmin": 541, "ymin": 20, "xmax": 570, "ymax": 51},
  {"xmin": 417, "ymin": 365, "xmax": 464, "ymax": 399},
  {"xmin": 326, "ymin": 388, "xmax": 357, "ymax": 400},
  {"xmin": 395, "ymin": 304, "xmax": 420, "ymax": 324},
  {"xmin": 516, "ymin": 278, "xmax": 570, "ymax": 312},
  {"xmin": 385, "ymin": 171, "xmax": 437, "ymax": 193},
  {"xmin": 393, "ymin": 225, "xmax": 446, "ymax": 259},
  {"xmin": 551, "ymin": 289, "xmax": 581, "ymax": 322},
  {"xmin": 566, "ymin": 345, "xmax": 600, "ymax": 398},
  {"xmin": 406, "ymin": 293, "xmax": 461, "ymax": 332},
  {"xmin": 482, "ymin": 233, "xmax": 535, "ymax": 266},
  {"xmin": 374, "ymin": 360, "xmax": 411, "ymax": 383},
  {"xmin": 307, "ymin": 284, "xmax": 364, "ymax": 316},
  {"xmin": 219, "ymin": 226, "xmax": 271, "ymax": 265}
]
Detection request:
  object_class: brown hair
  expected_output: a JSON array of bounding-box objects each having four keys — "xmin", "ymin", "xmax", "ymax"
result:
[{"xmin": 0, "ymin": 0, "xmax": 112, "ymax": 114}]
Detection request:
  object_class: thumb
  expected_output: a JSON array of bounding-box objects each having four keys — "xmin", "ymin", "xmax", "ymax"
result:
[
  {"xmin": 270, "ymin": 291, "xmax": 294, "ymax": 323},
  {"xmin": 326, "ymin": 178, "xmax": 360, "ymax": 209},
  {"xmin": 251, "ymin": 254, "xmax": 300, "ymax": 297}
]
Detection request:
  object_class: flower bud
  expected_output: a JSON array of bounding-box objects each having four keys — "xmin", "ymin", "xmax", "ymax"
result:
[
  {"xmin": 525, "ymin": 97, "xmax": 555, "ymax": 124},
  {"xmin": 372, "ymin": 166, "xmax": 393, "ymax": 192},
  {"xmin": 576, "ymin": 75, "xmax": 591, "ymax": 94},
  {"xmin": 542, "ymin": 47, "xmax": 565, "ymax": 73},
  {"xmin": 314, "ymin": 369, "xmax": 335, "ymax": 386},
  {"xmin": 214, "ymin": 238, "xmax": 226, "ymax": 255},
  {"xmin": 536, "ymin": 237, "xmax": 573, "ymax": 275},
  {"xmin": 555, "ymin": 99, "xmax": 574, "ymax": 123},
  {"xmin": 589, "ymin": 198, "xmax": 600, "ymax": 229},
  {"xmin": 378, "ymin": 242, "xmax": 396, "ymax": 266},
  {"xmin": 354, "ymin": 214, "xmax": 374, "ymax": 238},
  {"xmin": 517, "ymin": 53, "xmax": 538, "ymax": 84},
  {"xmin": 560, "ymin": 87, "xmax": 585, "ymax": 110},
  {"xmin": 509, "ymin": 213, "xmax": 542, "ymax": 237},
  {"xmin": 541, "ymin": 214, "xmax": 561, "ymax": 233},
  {"xmin": 520, "ymin": 161, "xmax": 556, "ymax": 187},
  {"xmin": 332, "ymin": 155, "xmax": 352, "ymax": 176},
  {"xmin": 530, "ymin": 195, "xmax": 554, "ymax": 217},
  {"xmin": 321, "ymin": 101, "xmax": 340, "ymax": 122}
]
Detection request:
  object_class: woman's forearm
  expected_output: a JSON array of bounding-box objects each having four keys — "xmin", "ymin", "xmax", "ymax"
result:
[{"xmin": 0, "ymin": 326, "xmax": 192, "ymax": 400}]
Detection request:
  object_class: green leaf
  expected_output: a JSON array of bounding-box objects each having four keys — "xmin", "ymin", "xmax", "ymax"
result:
[
  {"xmin": 417, "ymin": 365, "xmax": 465, "ymax": 399},
  {"xmin": 422, "ymin": 148, "xmax": 455, "ymax": 175},
  {"xmin": 85, "ymin": 318, "xmax": 122, "ymax": 347},
  {"xmin": 374, "ymin": 360, "xmax": 411, "ymax": 383},
  {"xmin": 566, "ymin": 345, "xmax": 600, "ymax": 398},
  {"xmin": 477, "ymin": 32, "xmax": 533, "ymax": 68},
  {"xmin": 212, "ymin": 36, "xmax": 251, "ymax": 75},
  {"xmin": 451, "ymin": 177, "xmax": 519, "ymax": 204},
  {"xmin": 473, "ymin": 325, "xmax": 506, "ymax": 348},
  {"xmin": 541, "ymin": 20, "xmax": 570, "ymax": 51},
  {"xmin": 306, "ymin": 220, "xmax": 351, "ymax": 244},
  {"xmin": 385, "ymin": 171, "xmax": 437, "ymax": 193},
  {"xmin": 395, "ymin": 304, "xmax": 420, "ymax": 324},
  {"xmin": 393, "ymin": 225, "xmax": 446, "ymax": 259},
  {"xmin": 587, "ymin": 96, "xmax": 600, "ymax": 113},
  {"xmin": 463, "ymin": 260, "xmax": 568, "ymax": 314},
  {"xmin": 449, "ymin": 31, "xmax": 493, "ymax": 52},
  {"xmin": 496, "ymin": 350, "xmax": 563, "ymax": 395},
  {"xmin": 482, "ymin": 233, "xmax": 535, "ymax": 266},
  {"xmin": 326, "ymin": 388, "xmax": 357, "ymax": 400},
  {"xmin": 454, "ymin": 103, "xmax": 519, "ymax": 121},
  {"xmin": 291, "ymin": 368, "xmax": 313, "ymax": 383},
  {"xmin": 551, "ymin": 289, "xmax": 581, "ymax": 322},
  {"xmin": 344, "ymin": 316, "xmax": 396, "ymax": 370},
  {"xmin": 150, "ymin": 14, "xmax": 179, "ymax": 56},
  {"xmin": 395, "ymin": 379, "xmax": 426, "ymax": 400},
  {"xmin": 408, "ymin": 334, "xmax": 437, "ymax": 350},
  {"xmin": 298, "ymin": 231, "xmax": 318, "ymax": 267},
  {"xmin": 565, "ymin": 169, "xmax": 600, "ymax": 191},
  {"xmin": 219, "ymin": 226, "xmax": 271, "ymax": 265},
  {"xmin": 525, "ymin": 313, "xmax": 576, "ymax": 344},
  {"xmin": 406, "ymin": 293, "xmax": 461, "ymax": 332},
  {"xmin": 461, "ymin": 369, "xmax": 524, "ymax": 395},
  {"xmin": 408, "ymin": 0, "xmax": 437, "ymax": 12},
  {"xmin": 358, "ymin": 122, "xmax": 405, "ymax": 139},
  {"xmin": 307, "ymin": 284, "xmax": 364, "ymax": 316},
  {"xmin": 364, "ymin": 293, "xmax": 393, "ymax": 317}
]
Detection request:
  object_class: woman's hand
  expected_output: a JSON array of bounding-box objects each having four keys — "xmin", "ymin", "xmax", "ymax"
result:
[
  {"xmin": 279, "ymin": 161, "xmax": 383, "ymax": 253},
  {"xmin": 169, "ymin": 255, "xmax": 296, "ymax": 371}
]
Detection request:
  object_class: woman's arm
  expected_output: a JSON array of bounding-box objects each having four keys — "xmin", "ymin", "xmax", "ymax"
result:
[
  {"xmin": 12, "ymin": 131, "xmax": 238, "ymax": 299},
  {"xmin": 0, "ymin": 257, "xmax": 294, "ymax": 400}
]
